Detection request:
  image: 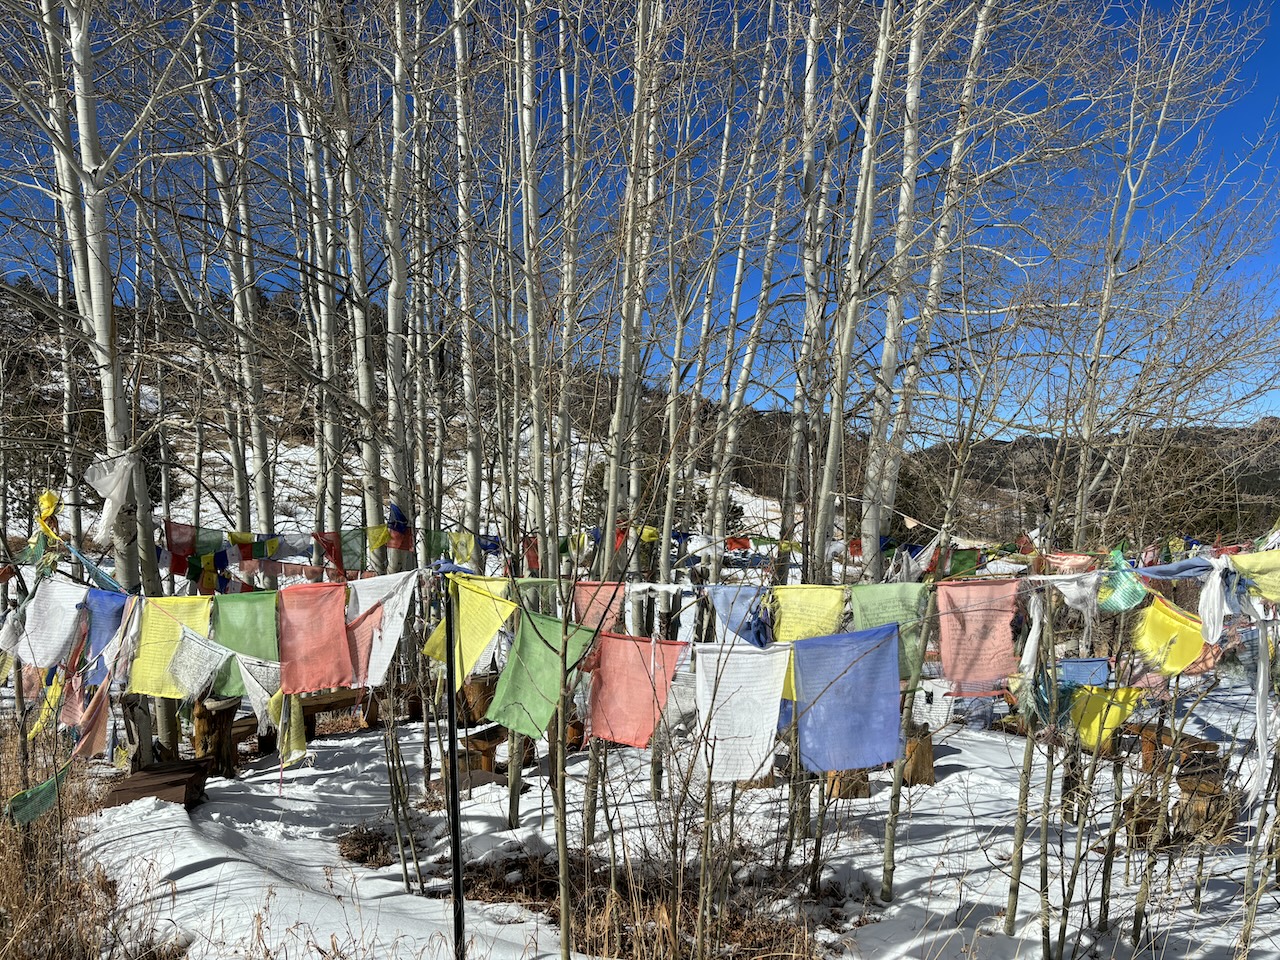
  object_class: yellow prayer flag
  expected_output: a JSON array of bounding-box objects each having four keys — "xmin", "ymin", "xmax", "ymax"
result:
[
  {"xmin": 126, "ymin": 596, "xmax": 213, "ymax": 699},
  {"xmin": 1070, "ymin": 686, "xmax": 1144, "ymax": 750},
  {"xmin": 1229, "ymin": 550, "xmax": 1280, "ymax": 604},
  {"xmin": 423, "ymin": 575, "xmax": 518, "ymax": 690},
  {"xmin": 228, "ymin": 531, "xmax": 254, "ymax": 545},
  {"xmin": 769, "ymin": 585, "xmax": 846, "ymax": 700},
  {"xmin": 770, "ymin": 585, "xmax": 846, "ymax": 643},
  {"xmin": 1132, "ymin": 596, "xmax": 1204, "ymax": 676},
  {"xmin": 366, "ymin": 524, "xmax": 390, "ymax": 551},
  {"xmin": 28, "ymin": 675, "xmax": 64, "ymax": 740},
  {"xmin": 268, "ymin": 689, "xmax": 308, "ymax": 767},
  {"xmin": 36, "ymin": 490, "xmax": 61, "ymax": 541},
  {"xmin": 639, "ymin": 525, "xmax": 661, "ymax": 543},
  {"xmin": 448, "ymin": 532, "xmax": 476, "ymax": 565}
]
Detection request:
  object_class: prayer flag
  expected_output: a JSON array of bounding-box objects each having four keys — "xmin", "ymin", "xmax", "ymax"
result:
[
  {"xmin": 1132, "ymin": 596, "xmax": 1205, "ymax": 676},
  {"xmin": 423, "ymin": 576, "xmax": 518, "ymax": 690},
  {"xmin": 936, "ymin": 579, "xmax": 1020, "ymax": 684},
  {"xmin": 1230, "ymin": 550, "xmax": 1280, "ymax": 603},
  {"xmin": 792, "ymin": 625, "xmax": 901, "ymax": 772},
  {"xmin": 705, "ymin": 584, "xmax": 771, "ymax": 648},
  {"xmin": 5, "ymin": 763, "xmax": 71, "ymax": 825},
  {"xmin": 347, "ymin": 605, "xmax": 384, "ymax": 688},
  {"xmin": 589, "ymin": 633, "xmax": 686, "ymax": 748},
  {"xmin": 694, "ymin": 643, "xmax": 789, "ymax": 782},
  {"xmin": 211, "ymin": 592, "xmax": 279, "ymax": 697},
  {"xmin": 572, "ymin": 581, "xmax": 625, "ymax": 632},
  {"xmin": 486, "ymin": 611, "xmax": 596, "ymax": 739},
  {"xmin": 347, "ymin": 571, "xmax": 419, "ymax": 687},
  {"xmin": 84, "ymin": 589, "xmax": 127, "ymax": 686},
  {"xmin": 127, "ymin": 596, "xmax": 212, "ymax": 699},
  {"xmin": 1071, "ymin": 686, "xmax": 1144, "ymax": 750},
  {"xmin": 7, "ymin": 580, "xmax": 88, "ymax": 669},
  {"xmin": 1097, "ymin": 549, "xmax": 1145, "ymax": 612},
  {"xmin": 848, "ymin": 582, "xmax": 928, "ymax": 680},
  {"xmin": 770, "ymin": 585, "xmax": 845, "ymax": 643},
  {"xmin": 278, "ymin": 582, "xmax": 352, "ymax": 694}
]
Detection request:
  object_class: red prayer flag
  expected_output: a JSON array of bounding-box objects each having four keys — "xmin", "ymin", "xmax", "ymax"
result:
[
  {"xmin": 279, "ymin": 582, "xmax": 353, "ymax": 694},
  {"xmin": 589, "ymin": 633, "xmax": 685, "ymax": 749}
]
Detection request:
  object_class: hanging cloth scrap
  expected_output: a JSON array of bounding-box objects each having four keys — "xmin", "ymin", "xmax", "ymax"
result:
[
  {"xmin": 347, "ymin": 571, "xmax": 419, "ymax": 687},
  {"xmin": 1097, "ymin": 549, "xmax": 1147, "ymax": 613},
  {"xmin": 1229, "ymin": 550, "xmax": 1280, "ymax": 604},
  {"xmin": 5, "ymin": 763, "xmax": 71, "ymax": 826}
]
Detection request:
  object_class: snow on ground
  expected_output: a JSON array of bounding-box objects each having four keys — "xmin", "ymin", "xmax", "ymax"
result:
[{"xmin": 82, "ymin": 680, "xmax": 1278, "ymax": 960}]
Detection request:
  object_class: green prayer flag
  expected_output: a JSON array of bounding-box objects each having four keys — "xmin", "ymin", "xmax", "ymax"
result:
[
  {"xmin": 341, "ymin": 528, "xmax": 368, "ymax": 571},
  {"xmin": 948, "ymin": 549, "xmax": 979, "ymax": 577},
  {"xmin": 211, "ymin": 592, "xmax": 280, "ymax": 697},
  {"xmin": 425, "ymin": 530, "xmax": 450, "ymax": 560},
  {"xmin": 486, "ymin": 611, "xmax": 595, "ymax": 739},
  {"xmin": 1098, "ymin": 549, "xmax": 1146, "ymax": 613},
  {"xmin": 195, "ymin": 527, "xmax": 224, "ymax": 556},
  {"xmin": 6, "ymin": 763, "xmax": 71, "ymax": 826},
  {"xmin": 848, "ymin": 582, "xmax": 929, "ymax": 680}
]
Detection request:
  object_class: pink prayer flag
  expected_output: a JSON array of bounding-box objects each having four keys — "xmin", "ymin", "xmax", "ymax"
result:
[
  {"xmin": 937, "ymin": 579, "xmax": 1020, "ymax": 683},
  {"xmin": 572, "ymin": 581, "xmax": 625, "ymax": 631},
  {"xmin": 589, "ymin": 633, "xmax": 686, "ymax": 749},
  {"xmin": 165, "ymin": 520, "xmax": 197, "ymax": 557},
  {"xmin": 1046, "ymin": 553, "xmax": 1096, "ymax": 574},
  {"xmin": 279, "ymin": 582, "xmax": 352, "ymax": 694},
  {"xmin": 59, "ymin": 672, "xmax": 85, "ymax": 727},
  {"xmin": 72, "ymin": 675, "xmax": 112, "ymax": 759},
  {"xmin": 346, "ymin": 604, "xmax": 385, "ymax": 688}
]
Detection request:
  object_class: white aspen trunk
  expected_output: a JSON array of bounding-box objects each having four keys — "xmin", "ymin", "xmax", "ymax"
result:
[
  {"xmin": 230, "ymin": 4, "xmax": 273, "ymax": 538},
  {"xmin": 61, "ymin": 0, "xmax": 141, "ymax": 588},
  {"xmin": 286, "ymin": 4, "xmax": 344, "ymax": 534},
  {"xmin": 600, "ymin": 0, "xmax": 656, "ymax": 577},
  {"xmin": 858, "ymin": 0, "xmax": 927, "ymax": 581},
  {"xmin": 553, "ymin": 11, "xmax": 581, "ymax": 542},
  {"xmin": 452, "ymin": 0, "xmax": 483, "ymax": 566},
  {"xmin": 779, "ymin": 0, "xmax": 837, "ymax": 584},
  {"xmin": 867, "ymin": 0, "xmax": 997, "ymax": 570},
  {"xmin": 811, "ymin": 0, "xmax": 897, "ymax": 578},
  {"xmin": 516, "ymin": 0, "xmax": 551, "ymax": 572},
  {"xmin": 703, "ymin": 9, "xmax": 779, "ymax": 561},
  {"xmin": 332, "ymin": 55, "xmax": 388, "ymax": 572},
  {"xmin": 382, "ymin": 0, "xmax": 413, "ymax": 573}
]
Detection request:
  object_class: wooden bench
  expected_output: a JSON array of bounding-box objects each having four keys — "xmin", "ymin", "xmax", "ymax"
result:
[
  {"xmin": 193, "ymin": 688, "xmax": 380, "ymax": 775},
  {"xmin": 103, "ymin": 758, "xmax": 214, "ymax": 811},
  {"xmin": 1121, "ymin": 721, "xmax": 1218, "ymax": 771}
]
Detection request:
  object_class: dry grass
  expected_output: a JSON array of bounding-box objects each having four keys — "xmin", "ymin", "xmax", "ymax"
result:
[
  {"xmin": 336, "ymin": 825, "xmax": 395, "ymax": 869},
  {"xmin": 0, "ymin": 714, "xmax": 181, "ymax": 959},
  {"xmin": 454, "ymin": 851, "xmax": 821, "ymax": 958}
]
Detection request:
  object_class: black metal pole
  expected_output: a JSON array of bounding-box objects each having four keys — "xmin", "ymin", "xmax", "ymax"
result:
[{"xmin": 442, "ymin": 574, "xmax": 466, "ymax": 960}]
